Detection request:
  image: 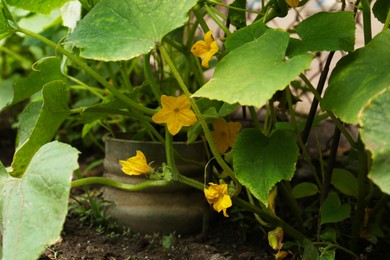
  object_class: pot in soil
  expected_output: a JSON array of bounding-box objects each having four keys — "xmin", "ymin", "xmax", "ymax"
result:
[{"xmin": 103, "ymin": 134, "xmax": 208, "ymax": 235}]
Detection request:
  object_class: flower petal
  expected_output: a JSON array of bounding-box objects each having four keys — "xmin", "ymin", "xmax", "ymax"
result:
[
  {"xmin": 191, "ymin": 40, "xmax": 209, "ymax": 58},
  {"xmin": 204, "ymin": 31, "xmax": 214, "ymax": 46},
  {"xmin": 120, "ymin": 150, "xmax": 150, "ymax": 175}
]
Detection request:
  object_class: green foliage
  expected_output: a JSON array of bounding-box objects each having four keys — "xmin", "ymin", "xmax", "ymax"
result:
[
  {"xmin": 321, "ymin": 30, "xmax": 390, "ymax": 124},
  {"xmin": 292, "ymin": 182, "xmax": 319, "ymax": 199},
  {"xmin": 193, "ymin": 29, "xmax": 313, "ymax": 107},
  {"xmin": 233, "ymin": 128, "xmax": 299, "ymax": 206},
  {"xmin": 331, "ymin": 168, "xmax": 358, "ymax": 198},
  {"xmin": 67, "ymin": 0, "xmax": 197, "ymax": 61},
  {"xmin": 290, "ymin": 11, "xmax": 355, "ymax": 55},
  {"xmin": 0, "ymin": 141, "xmax": 79, "ymax": 260},
  {"xmin": 11, "ymin": 81, "xmax": 70, "ymax": 177},
  {"xmin": 360, "ymin": 89, "xmax": 390, "ymax": 194},
  {"xmin": 320, "ymin": 192, "xmax": 351, "ymax": 225},
  {"xmin": 6, "ymin": 0, "xmax": 69, "ymax": 14},
  {"xmin": 0, "ymin": 0, "xmax": 389, "ymax": 258}
]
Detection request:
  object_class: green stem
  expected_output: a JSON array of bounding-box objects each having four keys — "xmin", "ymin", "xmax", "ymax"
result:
[
  {"xmin": 204, "ymin": 4, "xmax": 231, "ymax": 36},
  {"xmin": 233, "ymin": 197, "xmax": 306, "ymax": 242},
  {"xmin": 192, "ymin": 6, "xmax": 210, "ymax": 33},
  {"xmin": 17, "ymin": 27, "xmax": 156, "ymax": 116},
  {"xmin": 71, "ymin": 177, "xmax": 169, "ymax": 191},
  {"xmin": 206, "ymin": 0, "xmax": 261, "ymax": 14},
  {"xmin": 350, "ymin": 137, "xmax": 368, "ymax": 252},
  {"xmin": 0, "ymin": 45, "xmax": 31, "ymax": 67},
  {"xmin": 165, "ymin": 127, "xmax": 176, "ymax": 173},
  {"xmin": 144, "ymin": 53, "xmax": 162, "ymax": 104},
  {"xmin": 67, "ymin": 76, "xmax": 108, "ymax": 101},
  {"xmin": 158, "ymin": 44, "xmax": 241, "ymax": 195},
  {"xmin": 248, "ymin": 106, "xmax": 262, "ymax": 131},
  {"xmin": 361, "ymin": 0, "xmax": 372, "ymax": 44},
  {"xmin": 119, "ymin": 62, "xmax": 133, "ymax": 91},
  {"xmin": 279, "ymin": 181, "xmax": 304, "ymax": 231},
  {"xmin": 312, "ymin": 242, "xmax": 359, "ymax": 258}
]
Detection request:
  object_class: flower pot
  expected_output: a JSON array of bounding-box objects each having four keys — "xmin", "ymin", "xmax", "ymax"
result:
[{"xmin": 103, "ymin": 134, "xmax": 208, "ymax": 234}]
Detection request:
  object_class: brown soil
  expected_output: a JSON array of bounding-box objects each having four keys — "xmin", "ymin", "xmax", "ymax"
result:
[{"xmin": 40, "ymin": 214, "xmax": 274, "ymax": 260}]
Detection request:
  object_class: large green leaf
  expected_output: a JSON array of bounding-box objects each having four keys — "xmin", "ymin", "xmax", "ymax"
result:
[
  {"xmin": 233, "ymin": 128, "xmax": 299, "ymax": 206},
  {"xmin": 321, "ymin": 30, "xmax": 390, "ymax": 124},
  {"xmin": 6, "ymin": 0, "xmax": 69, "ymax": 14},
  {"xmin": 360, "ymin": 89, "xmax": 390, "ymax": 194},
  {"xmin": 0, "ymin": 1, "xmax": 16, "ymax": 40},
  {"xmin": 225, "ymin": 20, "xmax": 269, "ymax": 52},
  {"xmin": 1, "ymin": 141, "xmax": 79, "ymax": 260},
  {"xmin": 11, "ymin": 80, "xmax": 69, "ymax": 177},
  {"xmin": 0, "ymin": 79, "xmax": 13, "ymax": 112},
  {"xmin": 67, "ymin": 0, "xmax": 197, "ymax": 61},
  {"xmin": 290, "ymin": 11, "xmax": 355, "ymax": 55},
  {"xmin": 193, "ymin": 29, "xmax": 313, "ymax": 107}
]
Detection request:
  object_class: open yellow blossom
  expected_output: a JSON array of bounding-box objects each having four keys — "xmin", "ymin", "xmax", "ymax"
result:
[
  {"xmin": 152, "ymin": 95, "xmax": 197, "ymax": 136},
  {"xmin": 204, "ymin": 182, "xmax": 232, "ymax": 217},
  {"xmin": 211, "ymin": 118, "xmax": 242, "ymax": 153},
  {"xmin": 120, "ymin": 150, "xmax": 151, "ymax": 176},
  {"xmin": 191, "ymin": 31, "xmax": 219, "ymax": 68}
]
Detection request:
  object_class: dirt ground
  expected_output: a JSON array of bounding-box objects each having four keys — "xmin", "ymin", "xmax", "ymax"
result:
[{"xmin": 40, "ymin": 213, "xmax": 274, "ymax": 260}]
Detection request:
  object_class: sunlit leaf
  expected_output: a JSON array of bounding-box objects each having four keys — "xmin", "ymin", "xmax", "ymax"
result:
[
  {"xmin": 290, "ymin": 12, "xmax": 355, "ymax": 55},
  {"xmin": 321, "ymin": 30, "xmax": 390, "ymax": 124},
  {"xmin": 233, "ymin": 128, "xmax": 298, "ymax": 206},
  {"xmin": 1, "ymin": 141, "xmax": 79, "ymax": 260},
  {"xmin": 360, "ymin": 89, "xmax": 390, "ymax": 194},
  {"xmin": 6, "ymin": 0, "xmax": 69, "ymax": 14},
  {"xmin": 193, "ymin": 29, "xmax": 312, "ymax": 108},
  {"xmin": 68, "ymin": 0, "xmax": 197, "ymax": 61},
  {"xmin": 0, "ymin": 1, "xmax": 16, "ymax": 40},
  {"xmin": 11, "ymin": 81, "xmax": 69, "ymax": 177}
]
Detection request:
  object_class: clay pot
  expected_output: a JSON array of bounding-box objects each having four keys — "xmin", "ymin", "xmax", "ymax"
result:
[{"xmin": 103, "ymin": 134, "xmax": 208, "ymax": 234}]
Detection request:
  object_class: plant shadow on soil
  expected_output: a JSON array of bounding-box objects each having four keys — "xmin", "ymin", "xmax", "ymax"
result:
[{"xmin": 39, "ymin": 202, "xmax": 274, "ymax": 260}]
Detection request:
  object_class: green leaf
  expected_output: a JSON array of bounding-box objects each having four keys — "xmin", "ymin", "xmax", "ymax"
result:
[
  {"xmin": 321, "ymin": 30, "xmax": 390, "ymax": 124},
  {"xmin": 320, "ymin": 192, "xmax": 351, "ymax": 225},
  {"xmin": 0, "ymin": 1, "xmax": 16, "ymax": 40},
  {"xmin": 11, "ymin": 80, "xmax": 69, "ymax": 177},
  {"xmin": 233, "ymin": 128, "xmax": 299, "ymax": 206},
  {"xmin": 373, "ymin": 0, "xmax": 390, "ymax": 23},
  {"xmin": 302, "ymin": 239, "xmax": 319, "ymax": 260},
  {"xmin": 360, "ymin": 89, "xmax": 390, "ymax": 194},
  {"xmin": 67, "ymin": 0, "xmax": 197, "ymax": 61},
  {"xmin": 6, "ymin": 0, "xmax": 69, "ymax": 14},
  {"xmin": 292, "ymin": 182, "xmax": 319, "ymax": 199},
  {"xmin": 193, "ymin": 29, "xmax": 313, "ymax": 107},
  {"xmin": 0, "ymin": 79, "xmax": 13, "ymax": 112},
  {"xmin": 1, "ymin": 141, "xmax": 79, "ymax": 260},
  {"xmin": 331, "ymin": 168, "xmax": 358, "ymax": 198},
  {"xmin": 12, "ymin": 57, "xmax": 66, "ymax": 106},
  {"xmin": 225, "ymin": 20, "xmax": 269, "ymax": 52},
  {"xmin": 228, "ymin": 0, "xmax": 246, "ymax": 28},
  {"xmin": 290, "ymin": 12, "xmax": 355, "ymax": 55}
]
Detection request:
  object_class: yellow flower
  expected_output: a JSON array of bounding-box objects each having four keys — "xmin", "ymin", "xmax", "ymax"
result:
[
  {"xmin": 211, "ymin": 118, "xmax": 242, "ymax": 153},
  {"xmin": 204, "ymin": 182, "xmax": 232, "ymax": 217},
  {"xmin": 191, "ymin": 31, "xmax": 219, "ymax": 68},
  {"xmin": 119, "ymin": 150, "xmax": 151, "ymax": 176},
  {"xmin": 152, "ymin": 95, "xmax": 197, "ymax": 136}
]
